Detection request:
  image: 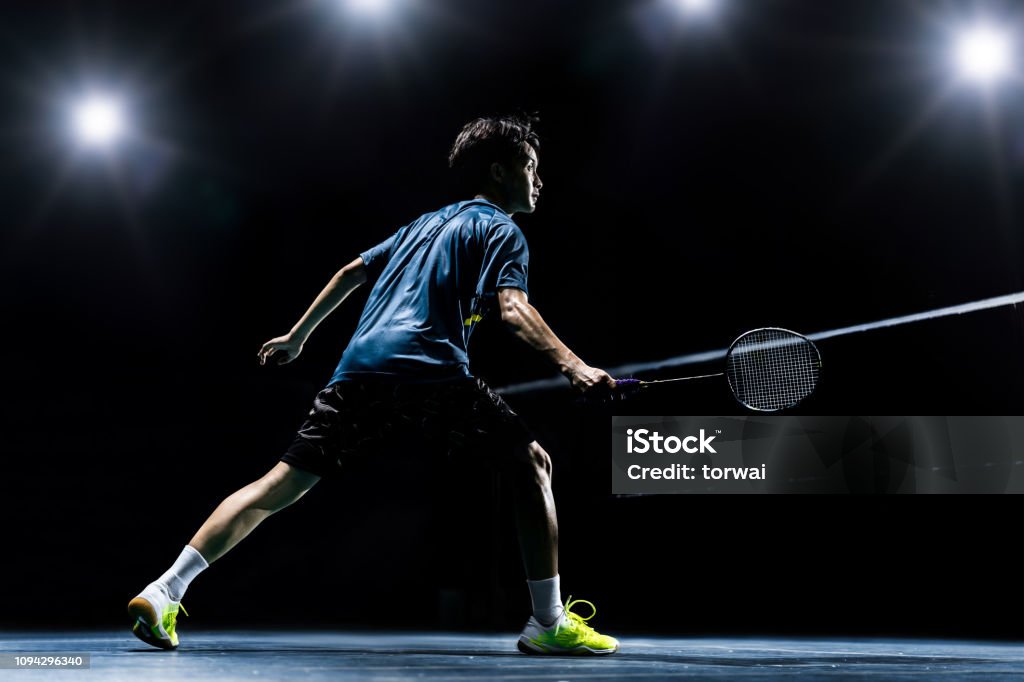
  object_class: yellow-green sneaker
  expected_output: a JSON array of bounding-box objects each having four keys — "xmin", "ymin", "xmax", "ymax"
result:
[
  {"xmin": 127, "ymin": 582, "xmax": 189, "ymax": 650},
  {"xmin": 517, "ymin": 596, "xmax": 619, "ymax": 655}
]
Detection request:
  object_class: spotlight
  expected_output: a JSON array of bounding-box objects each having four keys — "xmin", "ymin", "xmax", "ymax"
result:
[
  {"xmin": 346, "ymin": 0, "xmax": 390, "ymax": 16},
  {"xmin": 72, "ymin": 94, "xmax": 125, "ymax": 148},
  {"xmin": 676, "ymin": 0, "xmax": 715, "ymax": 15},
  {"xmin": 955, "ymin": 25, "xmax": 1013, "ymax": 84}
]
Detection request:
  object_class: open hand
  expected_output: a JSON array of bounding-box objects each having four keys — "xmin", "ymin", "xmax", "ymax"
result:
[{"xmin": 258, "ymin": 334, "xmax": 304, "ymax": 366}]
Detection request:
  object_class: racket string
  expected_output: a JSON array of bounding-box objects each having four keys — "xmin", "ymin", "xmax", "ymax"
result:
[{"xmin": 726, "ymin": 329, "xmax": 820, "ymax": 411}]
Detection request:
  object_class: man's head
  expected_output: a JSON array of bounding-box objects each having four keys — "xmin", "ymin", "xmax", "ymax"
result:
[{"xmin": 448, "ymin": 114, "xmax": 543, "ymax": 215}]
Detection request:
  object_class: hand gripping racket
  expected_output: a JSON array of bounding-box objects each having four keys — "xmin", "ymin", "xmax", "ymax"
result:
[{"xmin": 615, "ymin": 327, "xmax": 822, "ymax": 412}]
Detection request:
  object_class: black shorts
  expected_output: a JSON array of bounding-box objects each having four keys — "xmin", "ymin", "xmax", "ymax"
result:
[{"xmin": 280, "ymin": 377, "xmax": 535, "ymax": 478}]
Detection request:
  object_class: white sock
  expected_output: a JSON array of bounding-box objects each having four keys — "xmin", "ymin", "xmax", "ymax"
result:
[
  {"xmin": 527, "ymin": 575, "xmax": 563, "ymax": 626},
  {"xmin": 157, "ymin": 545, "xmax": 209, "ymax": 602}
]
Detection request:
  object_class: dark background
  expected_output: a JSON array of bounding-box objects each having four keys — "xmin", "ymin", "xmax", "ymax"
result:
[{"xmin": 1, "ymin": 0, "xmax": 1023, "ymax": 639}]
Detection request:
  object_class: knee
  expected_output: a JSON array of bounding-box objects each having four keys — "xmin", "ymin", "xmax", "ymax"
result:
[
  {"xmin": 253, "ymin": 463, "xmax": 319, "ymax": 512},
  {"xmin": 512, "ymin": 441, "xmax": 552, "ymax": 481},
  {"xmin": 530, "ymin": 443, "xmax": 552, "ymax": 477}
]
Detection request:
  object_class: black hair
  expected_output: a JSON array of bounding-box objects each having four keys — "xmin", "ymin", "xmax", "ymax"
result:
[{"xmin": 448, "ymin": 113, "xmax": 540, "ymax": 191}]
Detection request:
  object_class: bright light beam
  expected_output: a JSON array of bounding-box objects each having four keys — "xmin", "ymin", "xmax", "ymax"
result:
[
  {"xmin": 498, "ymin": 290, "xmax": 1024, "ymax": 395},
  {"xmin": 345, "ymin": 0, "xmax": 392, "ymax": 18},
  {"xmin": 72, "ymin": 94, "xmax": 125, "ymax": 148},
  {"xmin": 954, "ymin": 25, "xmax": 1013, "ymax": 84},
  {"xmin": 676, "ymin": 0, "xmax": 715, "ymax": 16}
]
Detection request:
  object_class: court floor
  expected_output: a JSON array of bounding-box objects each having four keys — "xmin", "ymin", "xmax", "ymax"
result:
[{"xmin": 2, "ymin": 630, "xmax": 1022, "ymax": 681}]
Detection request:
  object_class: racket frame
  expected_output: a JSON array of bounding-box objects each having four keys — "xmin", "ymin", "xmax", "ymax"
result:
[{"xmin": 725, "ymin": 326, "xmax": 822, "ymax": 412}]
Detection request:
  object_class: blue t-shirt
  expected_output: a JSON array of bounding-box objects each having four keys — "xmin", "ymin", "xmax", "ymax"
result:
[{"xmin": 327, "ymin": 199, "xmax": 529, "ymax": 385}]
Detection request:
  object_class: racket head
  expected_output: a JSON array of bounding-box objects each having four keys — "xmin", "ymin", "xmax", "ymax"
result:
[{"xmin": 725, "ymin": 327, "xmax": 821, "ymax": 412}]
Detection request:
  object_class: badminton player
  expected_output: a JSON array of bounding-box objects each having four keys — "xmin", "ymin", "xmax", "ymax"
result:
[{"xmin": 127, "ymin": 114, "xmax": 620, "ymax": 655}]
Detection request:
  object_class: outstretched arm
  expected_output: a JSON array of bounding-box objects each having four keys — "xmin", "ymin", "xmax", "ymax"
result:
[
  {"xmin": 258, "ymin": 257, "xmax": 367, "ymax": 365},
  {"xmin": 498, "ymin": 287, "xmax": 616, "ymax": 393}
]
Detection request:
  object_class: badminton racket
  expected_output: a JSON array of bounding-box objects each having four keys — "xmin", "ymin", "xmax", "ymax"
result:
[{"xmin": 616, "ymin": 327, "xmax": 822, "ymax": 412}]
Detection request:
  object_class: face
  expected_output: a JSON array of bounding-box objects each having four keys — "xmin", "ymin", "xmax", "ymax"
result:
[{"xmin": 498, "ymin": 143, "xmax": 542, "ymax": 214}]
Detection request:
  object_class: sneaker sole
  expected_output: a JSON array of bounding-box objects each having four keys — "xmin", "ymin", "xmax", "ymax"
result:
[
  {"xmin": 517, "ymin": 637, "xmax": 618, "ymax": 656},
  {"xmin": 127, "ymin": 597, "xmax": 177, "ymax": 650}
]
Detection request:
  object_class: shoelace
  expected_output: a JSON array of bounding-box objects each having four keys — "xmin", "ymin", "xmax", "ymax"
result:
[
  {"xmin": 163, "ymin": 602, "xmax": 189, "ymax": 629},
  {"xmin": 556, "ymin": 596, "xmax": 597, "ymax": 635}
]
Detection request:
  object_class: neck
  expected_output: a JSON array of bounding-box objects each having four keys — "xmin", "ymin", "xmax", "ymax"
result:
[{"xmin": 474, "ymin": 192, "xmax": 513, "ymax": 214}]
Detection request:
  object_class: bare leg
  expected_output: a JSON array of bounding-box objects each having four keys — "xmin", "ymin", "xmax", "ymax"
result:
[
  {"xmin": 188, "ymin": 462, "xmax": 321, "ymax": 564},
  {"xmin": 509, "ymin": 441, "xmax": 558, "ymax": 580}
]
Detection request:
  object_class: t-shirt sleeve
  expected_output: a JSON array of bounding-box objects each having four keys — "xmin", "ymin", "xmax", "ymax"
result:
[
  {"xmin": 359, "ymin": 232, "xmax": 398, "ymax": 282},
  {"xmin": 480, "ymin": 221, "xmax": 529, "ymax": 296}
]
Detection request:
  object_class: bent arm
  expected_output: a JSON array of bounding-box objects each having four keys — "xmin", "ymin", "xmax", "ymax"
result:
[
  {"xmin": 290, "ymin": 257, "xmax": 368, "ymax": 343},
  {"xmin": 498, "ymin": 287, "xmax": 615, "ymax": 392}
]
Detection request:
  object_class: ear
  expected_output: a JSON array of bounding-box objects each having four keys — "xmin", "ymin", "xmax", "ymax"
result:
[{"xmin": 489, "ymin": 161, "xmax": 505, "ymax": 184}]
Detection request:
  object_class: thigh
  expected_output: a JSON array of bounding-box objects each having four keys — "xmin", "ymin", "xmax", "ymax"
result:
[
  {"xmin": 280, "ymin": 382, "xmax": 396, "ymax": 478},
  {"xmin": 422, "ymin": 378, "xmax": 536, "ymax": 465}
]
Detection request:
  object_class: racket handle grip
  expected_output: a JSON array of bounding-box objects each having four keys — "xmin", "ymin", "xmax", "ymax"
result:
[
  {"xmin": 577, "ymin": 379, "xmax": 640, "ymax": 406},
  {"xmin": 615, "ymin": 379, "xmax": 643, "ymax": 400}
]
